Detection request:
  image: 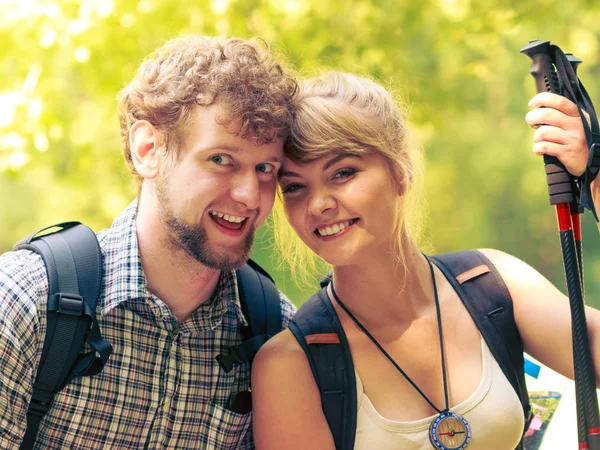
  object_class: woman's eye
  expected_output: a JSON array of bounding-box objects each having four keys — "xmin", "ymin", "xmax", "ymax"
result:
[
  {"xmin": 281, "ymin": 184, "xmax": 304, "ymax": 195},
  {"xmin": 256, "ymin": 163, "xmax": 275, "ymax": 174},
  {"xmin": 211, "ymin": 154, "xmax": 232, "ymax": 165},
  {"xmin": 333, "ymin": 168, "xmax": 357, "ymax": 180}
]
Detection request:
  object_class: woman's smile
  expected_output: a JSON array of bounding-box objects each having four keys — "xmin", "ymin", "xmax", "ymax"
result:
[{"xmin": 314, "ymin": 218, "xmax": 360, "ymax": 240}]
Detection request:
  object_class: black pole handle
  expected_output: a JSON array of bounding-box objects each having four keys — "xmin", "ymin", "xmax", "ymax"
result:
[
  {"xmin": 520, "ymin": 40, "xmax": 560, "ymax": 94},
  {"xmin": 520, "ymin": 40, "xmax": 576, "ymax": 206},
  {"xmin": 566, "ymin": 53, "xmax": 583, "ymax": 72},
  {"xmin": 565, "ymin": 53, "xmax": 583, "ymax": 104}
]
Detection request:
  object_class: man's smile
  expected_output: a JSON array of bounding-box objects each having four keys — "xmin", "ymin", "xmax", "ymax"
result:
[{"xmin": 209, "ymin": 210, "xmax": 249, "ymax": 233}]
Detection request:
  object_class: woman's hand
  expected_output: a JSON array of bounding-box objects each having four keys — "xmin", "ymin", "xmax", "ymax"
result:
[{"xmin": 525, "ymin": 92, "xmax": 589, "ymax": 177}]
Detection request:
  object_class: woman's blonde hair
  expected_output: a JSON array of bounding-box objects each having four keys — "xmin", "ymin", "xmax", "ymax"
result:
[{"xmin": 272, "ymin": 71, "xmax": 424, "ymax": 286}]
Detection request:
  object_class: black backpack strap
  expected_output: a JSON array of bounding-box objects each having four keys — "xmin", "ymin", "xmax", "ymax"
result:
[
  {"xmin": 13, "ymin": 222, "xmax": 113, "ymax": 450},
  {"xmin": 429, "ymin": 250, "xmax": 532, "ymax": 449},
  {"xmin": 288, "ymin": 289, "xmax": 357, "ymax": 450},
  {"xmin": 216, "ymin": 259, "xmax": 282, "ymax": 373}
]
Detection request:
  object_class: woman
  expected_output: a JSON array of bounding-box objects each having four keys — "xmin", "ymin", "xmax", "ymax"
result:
[{"xmin": 252, "ymin": 72, "xmax": 600, "ymax": 449}]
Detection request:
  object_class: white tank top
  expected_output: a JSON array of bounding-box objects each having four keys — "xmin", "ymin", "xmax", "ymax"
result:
[{"xmin": 354, "ymin": 337, "xmax": 525, "ymax": 450}]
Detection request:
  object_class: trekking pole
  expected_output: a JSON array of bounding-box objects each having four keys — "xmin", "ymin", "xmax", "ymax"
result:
[
  {"xmin": 553, "ymin": 46, "xmax": 600, "ymax": 448},
  {"xmin": 521, "ymin": 39, "xmax": 600, "ymax": 450},
  {"xmin": 565, "ymin": 51, "xmax": 600, "ymax": 449},
  {"xmin": 564, "ymin": 51, "xmax": 599, "ymax": 450}
]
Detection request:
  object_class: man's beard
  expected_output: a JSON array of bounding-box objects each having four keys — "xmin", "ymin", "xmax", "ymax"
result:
[{"xmin": 156, "ymin": 181, "xmax": 255, "ymax": 271}]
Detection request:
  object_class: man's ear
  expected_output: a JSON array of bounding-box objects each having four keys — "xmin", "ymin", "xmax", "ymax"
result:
[{"xmin": 129, "ymin": 120, "xmax": 164, "ymax": 180}]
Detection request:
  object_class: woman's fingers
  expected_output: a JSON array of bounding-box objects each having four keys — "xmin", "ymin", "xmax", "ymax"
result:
[
  {"xmin": 526, "ymin": 92, "xmax": 590, "ymax": 176},
  {"xmin": 526, "ymin": 105, "xmax": 581, "ymax": 131},
  {"xmin": 529, "ymin": 92, "xmax": 580, "ymax": 117},
  {"xmin": 531, "ymin": 139, "xmax": 587, "ymax": 177},
  {"xmin": 527, "ymin": 92, "xmax": 591, "ymax": 129},
  {"xmin": 533, "ymin": 125, "xmax": 572, "ymax": 145}
]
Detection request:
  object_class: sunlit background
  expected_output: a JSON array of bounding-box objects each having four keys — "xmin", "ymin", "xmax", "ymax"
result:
[{"xmin": 1, "ymin": 0, "xmax": 600, "ymax": 306}]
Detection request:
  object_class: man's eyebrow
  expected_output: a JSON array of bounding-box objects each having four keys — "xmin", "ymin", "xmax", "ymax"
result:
[
  {"xmin": 202, "ymin": 145, "xmax": 242, "ymax": 153},
  {"xmin": 202, "ymin": 145, "xmax": 281, "ymax": 163}
]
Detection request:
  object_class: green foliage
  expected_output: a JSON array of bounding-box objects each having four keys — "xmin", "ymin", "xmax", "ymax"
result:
[{"xmin": 2, "ymin": 0, "xmax": 600, "ymax": 307}]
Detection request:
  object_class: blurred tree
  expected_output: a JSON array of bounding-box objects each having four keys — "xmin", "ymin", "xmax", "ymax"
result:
[{"xmin": 1, "ymin": 0, "xmax": 600, "ymax": 307}]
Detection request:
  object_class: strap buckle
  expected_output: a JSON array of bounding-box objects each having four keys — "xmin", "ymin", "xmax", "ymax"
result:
[
  {"xmin": 589, "ymin": 141, "xmax": 600, "ymax": 172},
  {"xmin": 578, "ymin": 138, "xmax": 600, "ymax": 221},
  {"xmin": 216, "ymin": 335, "xmax": 268, "ymax": 373},
  {"xmin": 216, "ymin": 349, "xmax": 240, "ymax": 373},
  {"xmin": 27, "ymin": 391, "xmax": 54, "ymax": 417},
  {"xmin": 54, "ymin": 293, "xmax": 84, "ymax": 316}
]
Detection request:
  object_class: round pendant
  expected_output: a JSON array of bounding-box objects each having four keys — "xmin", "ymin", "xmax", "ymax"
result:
[{"xmin": 428, "ymin": 411, "xmax": 471, "ymax": 450}]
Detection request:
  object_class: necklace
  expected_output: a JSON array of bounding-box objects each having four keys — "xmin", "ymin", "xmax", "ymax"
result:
[{"xmin": 330, "ymin": 256, "xmax": 471, "ymax": 450}]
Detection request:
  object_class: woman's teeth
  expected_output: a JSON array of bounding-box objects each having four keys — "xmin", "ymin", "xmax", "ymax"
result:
[{"xmin": 317, "ymin": 219, "xmax": 354, "ymax": 237}]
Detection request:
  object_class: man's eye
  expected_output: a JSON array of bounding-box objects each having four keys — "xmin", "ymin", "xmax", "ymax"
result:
[
  {"xmin": 211, "ymin": 155, "xmax": 232, "ymax": 165},
  {"xmin": 256, "ymin": 163, "xmax": 275, "ymax": 174}
]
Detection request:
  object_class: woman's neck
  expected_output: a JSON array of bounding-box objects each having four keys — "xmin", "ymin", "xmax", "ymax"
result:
[{"xmin": 329, "ymin": 239, "xmax": 436, "ymax": 331}]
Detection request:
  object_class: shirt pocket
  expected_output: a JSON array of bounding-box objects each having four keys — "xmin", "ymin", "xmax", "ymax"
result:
[{"xmin": 204, "ymin": 402, "xmax": 252, "ymax": 450}]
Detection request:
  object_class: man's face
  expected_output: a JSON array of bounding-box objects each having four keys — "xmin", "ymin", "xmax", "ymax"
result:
[{"xmin": 155, "ymin": 103, "xmax": 283, "ymax": 270}]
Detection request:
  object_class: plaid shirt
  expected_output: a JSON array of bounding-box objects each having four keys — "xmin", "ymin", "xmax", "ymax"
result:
[{"xmin": 0, "ymin": 200, "xmax": 296, "ymax": 449}]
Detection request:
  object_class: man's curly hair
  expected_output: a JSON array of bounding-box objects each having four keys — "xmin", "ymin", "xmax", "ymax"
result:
[{"xmin": 118, "ymin": 35, "xmax": 297, "ymax": 186}]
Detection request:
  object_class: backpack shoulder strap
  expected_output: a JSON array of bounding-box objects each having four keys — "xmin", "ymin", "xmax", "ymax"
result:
[
  {"xmin": 288, "ymin": 289, "xmax": 357, "ymax": 450},
  {"xmin": 429, "ymin": 250, "xmax": 532, "ymax": 447},
  {"xmin": 13, "ymin": 222, "xmax": 112, "ymax": 450},
  {"xmin": 216, "ymin": 259, "xmax": 282, "ymax": 373}
]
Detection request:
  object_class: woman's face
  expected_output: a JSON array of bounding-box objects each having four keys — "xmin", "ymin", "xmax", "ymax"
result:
[{"xmin": 278, "ymin": 151, "xmax": 401, "ymax": 266}]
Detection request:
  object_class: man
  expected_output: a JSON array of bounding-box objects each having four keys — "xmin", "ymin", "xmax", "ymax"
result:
[{"xmin": 0, "ymin": 35, "xmax": 297, "ymax": 449}]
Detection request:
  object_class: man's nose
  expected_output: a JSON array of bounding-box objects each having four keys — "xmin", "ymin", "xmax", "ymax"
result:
[{"xmin": 231, "ymin": 171, "xmax": 261, "ymax": 210}]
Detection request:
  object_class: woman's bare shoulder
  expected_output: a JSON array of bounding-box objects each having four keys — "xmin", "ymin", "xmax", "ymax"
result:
[
  {"xmin": 252, "ymin": 329, "xmax": 336, "ymax": 450},
  {"xmin": 253, "ymin": 328, "xmax": 309, "ymax": 375}
]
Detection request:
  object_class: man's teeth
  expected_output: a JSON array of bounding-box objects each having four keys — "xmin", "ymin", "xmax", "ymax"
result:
[
  {"xmin": 317, "ymin": 220, "xmax": 353, "ymax": 237},
  {"xmin": 210, "ymin": 211, "xmax": 245, "ymax": 223}
]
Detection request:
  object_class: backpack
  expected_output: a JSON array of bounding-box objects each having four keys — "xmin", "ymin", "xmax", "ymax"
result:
[
  {"xmin": 288, "ymin": 250, "xmax": 533, "ymax": 450},
  {"xmin": 12, "ymin": 222, "xmax": 282, "ymax": 450}
]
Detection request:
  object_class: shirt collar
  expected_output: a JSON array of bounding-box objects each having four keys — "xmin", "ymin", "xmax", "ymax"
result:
[
  {"xmin": 99, "ymin": 199, "xmax": 149, "ymax": 315},
  {"xmin": 99, "ymin": 199, "xmax": 247, "ymax": 328}
]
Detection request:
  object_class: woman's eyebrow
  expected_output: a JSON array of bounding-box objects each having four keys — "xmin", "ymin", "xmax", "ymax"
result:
[
  {"xmin": 323, "ymin": 153, "xmax": 360, "ymax": 171},
  {"xmin": 278, "ymin": 153, "xmax": 361, "ymax": 180}
]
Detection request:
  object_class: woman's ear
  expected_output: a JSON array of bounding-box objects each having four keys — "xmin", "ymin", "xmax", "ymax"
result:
[
  {"xmin": 129, "ymin": 120, "xmax": 163, "ymax": 180},
  {"xmin": 397, "ymin": 154, "xmax": 413, "ymax": 196},
  {"xmin": 400, "ymin": 170, "xmax": 413, "ymax": 196}
]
